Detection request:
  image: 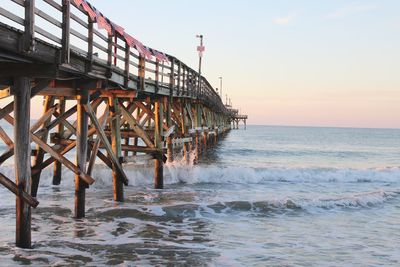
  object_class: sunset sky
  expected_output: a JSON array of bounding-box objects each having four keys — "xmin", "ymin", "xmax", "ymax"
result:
[
  {"xmin": 91, "ymin": 0, "xmax": 398, "ymax": 128},
  {"xmin": 2, "ymin": 0, "xmax": 400, "ymax": 128}
]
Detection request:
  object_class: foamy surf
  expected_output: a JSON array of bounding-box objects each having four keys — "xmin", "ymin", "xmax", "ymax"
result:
[{"xmin": 0, "ymin": 164, "xmax": 399, "ymax": 193}]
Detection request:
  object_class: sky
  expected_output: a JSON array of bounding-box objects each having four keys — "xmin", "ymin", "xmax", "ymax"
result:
[{"xmin": 2, "ymin": 0, "xmax": 400, "ymax": 128}]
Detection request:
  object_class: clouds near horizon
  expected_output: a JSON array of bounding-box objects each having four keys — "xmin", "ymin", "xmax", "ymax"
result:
[{"xmin": 273, "ymin": 14, "xmax": 296, "ymax": 25}]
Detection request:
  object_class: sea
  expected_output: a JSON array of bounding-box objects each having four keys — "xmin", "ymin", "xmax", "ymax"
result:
[{"xmin": 0, "ymin": 125, "xmax": 400, "ymax": 266}]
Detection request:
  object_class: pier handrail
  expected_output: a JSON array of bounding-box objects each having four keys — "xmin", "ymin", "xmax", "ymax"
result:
[{"xmin": 0, "ymin": 0, "xmax": 227, "ymax": 113}]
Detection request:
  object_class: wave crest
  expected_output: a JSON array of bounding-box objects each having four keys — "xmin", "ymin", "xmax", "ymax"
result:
[{"xmin": 0, "ymin": 163, "xmax": 399, "ymax": 191}]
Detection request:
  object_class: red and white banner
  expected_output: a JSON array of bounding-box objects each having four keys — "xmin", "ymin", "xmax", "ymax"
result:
[
  {"xmin": 96, "ymin": 11, "xmax": 112, "ymax": 35},
  {"xmin": 73, "ymin": 0, "xmax": 83, "ymax": 7},
  {"xmin": 152, "ymin": 49, "xmax": 169, "ymax": 62},
  {"xmin": 124, "ymin": 33, "xmax": 135, "ymax": 47},
  {"xmin": 123, "ymin": 34, "xmax": 151, "ymax": 59},
  {"xmin": 82, "ymin": 1, "xmax": 97, "ymax": 21},
  {"xmin": 111, "ymin": 22, "xmax": 125, "ymax": 36},
  {"xmin": 77, "ymin": 1, "xmax": 174, "ymax": 64},
  {"xmin": 138, "ymin": 44, "xmax": 153, "ymax": 60}
]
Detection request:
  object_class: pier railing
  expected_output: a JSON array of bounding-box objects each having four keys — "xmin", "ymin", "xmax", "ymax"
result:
[{"xmin": 0, "ymin": 0, "xmax": 226, "ymax": 112}]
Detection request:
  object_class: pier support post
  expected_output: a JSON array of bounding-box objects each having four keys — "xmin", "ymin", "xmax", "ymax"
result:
[
  {"xmin": 195, "ymin": 130, "xmax": 200, "ymax": 162},
  {"xmin": 189, "ymin": 133, "xmax": 194, "ymax": 161},
  {"xmin": 154, "ymin": 99, "xmax": 164, "ymax": 189},
  {"xmin": 203, "ymin": 129, "xmax": 208, "ymax": 151},
  {"xmin": 109, "ymin": 96, "xmax": 124, "ymax": 201},
  {"xmin": 166, "ymin": 97, "xmax": 173, "ymax": 163},
  {"xmin": 53, "ymin": 97, "xmax": 65, "ymax": 185},
  {"xmin": 124, "ymin": 122, "xmax": 130, "ymax": 157},
  {"xmin": 75, "ymin": 89, "xmax": 89, "ymax": 218},
  {"xmin": 183, "ymin": 141, "xmax": 189, "ymax": 163},
  {"xmin": 166, "ymin": 136, "xmax": 173, "ymax": 163},
  {"xmin": 14, "ymin": 77, "xmax": 32, "ymax": 248},
  {"xmin": 132, "ymin": 106, "xmax": 140, "ymax": 156},
  {"xmin": 31, "ymin": 96, "xmax": 54, "ymax": 196}
]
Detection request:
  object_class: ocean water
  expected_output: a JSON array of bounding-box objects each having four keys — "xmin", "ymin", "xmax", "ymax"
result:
[{"xmin": 0, "ymin": 125, "xmax": 400, "ymax": 266}]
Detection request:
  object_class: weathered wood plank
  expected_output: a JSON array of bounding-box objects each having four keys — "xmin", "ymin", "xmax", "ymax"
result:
[
  {"xmin": 87, "ymin": 107, "xmax": 109, "ymax": 176},
  {"xmin": 61, "ymin": 0, "xmax": 70, "ymax": 63},
  {"xmin": 0, "ymin": 126, "xmax": 13, "ymax": 147},
  {"xmin": 84, "ymin": 103, "xmax": 129, "ymax": 185},
  {"xmin": 53, "ymin": 97, "xmax": 65, "ymax": 185},
  {"xmin": 23, "ymin": 0, "xmax": 35, "ymax": 52},
  {"xmin": 0, "ymin": 173, "xmax": 39, "ymax": 208},
  {"xmin": 154, "ymin": 99, "xmax": 163, "ymax": 189},
  {"xmin": 109, "ymin": 97, "xmax": 124, "ymax": 201},
  {"xmin": 4, "ymin": 109, "xmax": 96, "ymax": 187},
  {"xmin": 31, "ymin": 96, "xmax": 55, "ymax": 197},
  {"xmin": 0, "ymin": 80, "xmax": 50, "ymax": 121},
  {"xmin": 14, "ymin": 77, "xmax": 32, "ymax": 248},
  {"xmin": 119, "ymin": 102, "xmax": 155, "ymax": 148},
  {"xmin": 75, "ymin": 90, "xmax": 89, "ymax": 218},
  {"xmin": 31, "ymin": 133, "xmax": 95, "ymax": 185},
  {"xmin": 0, "ymin": 148, "xmax": 14, "ymax": 165},
  {"xmin": 121, "ymin": 154, "xmax": 154, "ymax": 163}
]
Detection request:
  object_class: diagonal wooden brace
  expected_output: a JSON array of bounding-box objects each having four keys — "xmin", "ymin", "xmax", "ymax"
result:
[
  {"xmin": 119, "ymin": 102, "xmax": 155, "ymax": 148},
  {"xmin": 3, "ymin": 114, "xmax": 95, "ymax": 185},
  {"xmin": 0, "ymin": 172, "xmax": 39, "ymax": 208},
  {"xmin": 84, "ymin": 103, "xmax": 129, "ymax": 186}
]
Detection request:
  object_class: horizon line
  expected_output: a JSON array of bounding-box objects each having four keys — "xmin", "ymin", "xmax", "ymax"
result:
[{"xmin": 242, "ymin": 124, "xmax": 400, "ymax": 130}]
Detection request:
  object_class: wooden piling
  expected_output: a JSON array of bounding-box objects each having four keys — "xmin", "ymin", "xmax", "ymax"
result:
[
  {"xmin": 75, "ymin": 89, "xmax": 89, "ymax": 218},
  {"xmin": 14, "ymin": 77, "xmax": 32, "ymax": 248},
  {"xmin": 189, "ymin": 133, "xmax": 194, "ymax": 159},
  {"xmin": 183, "ymin": 142, "xmax": 189, "ymax": 163},
  {"xmin": 195, "ymin": 130, "xmax": 200, "ymax": 162},
  {"xmin": 166, "ymin": 136, "xmax": 173, "ymax": 163},
  {"xmin": 154, "ymin": 99, "xmax": 163, "ymax": 189},
  {"xmin": 132, "ymin": 106, "xmax": 140, "ymax": 156},
  {"xmin": 31, "ymin": 96, "xmax": 54, "ymax": 197},
  {"xmin": 109, "ymin": 96, "xmax": 124, "ymax": 202},
  {"xmin": 124, "ymin": 122, "xmax": 130, "ymax": 157},
  {"xmin": 53, "ymin": 97, "xmax": 65, "ymax": 185},
  {"xmin": 203, "ymin": 130, "xmax": 208, "ymax": 151}
]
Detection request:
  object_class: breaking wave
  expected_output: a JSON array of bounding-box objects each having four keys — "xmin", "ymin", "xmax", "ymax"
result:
[
  {"xmin": 0, "ymin": 162, "xmax": 399, "ymax": 192},
  {"xmin": 92, "ymin": 189, "xmax": 396, "ymax": 220}
]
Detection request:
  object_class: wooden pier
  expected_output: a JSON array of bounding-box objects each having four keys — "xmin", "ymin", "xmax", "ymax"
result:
[
  {"xmin": 226, "ymin": 105, "xmax": 248, "ymax": 129},
  {"xmin": 0, "ymin": 0, "xmax": 247, "ymax": 248}
]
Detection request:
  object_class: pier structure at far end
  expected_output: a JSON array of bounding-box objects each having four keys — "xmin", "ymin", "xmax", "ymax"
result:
[{"xmin": 226, "ymin": 105, "xmax": 248, "ymax": 130}]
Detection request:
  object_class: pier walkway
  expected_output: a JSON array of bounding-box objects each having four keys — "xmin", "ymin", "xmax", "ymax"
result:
[{"xmin": 0, "ymin": 0, "xmax": 247, "ymax": 248}]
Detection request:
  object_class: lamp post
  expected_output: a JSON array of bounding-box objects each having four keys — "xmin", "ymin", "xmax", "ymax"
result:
[
  {"xmin": 196, "ymin": 34, "xmax": 204, "ymax": 78},
  {"xmin": 219, "ymin": 76, "xmax": 223, "ymax": 99},
  {"xmin": 196, "ymin": 34, "xmax": 204, "ymax": 96}
]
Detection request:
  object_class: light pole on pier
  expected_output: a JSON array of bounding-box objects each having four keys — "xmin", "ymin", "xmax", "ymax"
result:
[
  {"xmin": 196, "ymin": 34, "xmax": 204, "ymax": 78},
  {"xmin": 196, "ymin": 34, "xmax": 204, "ymax": 95},
  {"xmin": 219, "ymin": 76, "xmax": 223, "ymax": 99}
]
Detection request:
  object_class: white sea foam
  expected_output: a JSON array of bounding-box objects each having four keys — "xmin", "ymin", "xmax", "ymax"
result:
[
  {"xmin": 165, "ymin": 164, "xmax": 400, "ymax": 185},
  {"xmin": 152, "ymin": 189, "xmax": 395, "ymax": 217},
  {"xmin": 0, "ymin": 163, "xmax": 399, "ymax": 193}
]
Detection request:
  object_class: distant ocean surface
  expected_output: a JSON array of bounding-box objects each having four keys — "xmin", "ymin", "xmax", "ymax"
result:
[{"xmin": 1, "ymin": 125, "xmax": 400, "ymax": 266}]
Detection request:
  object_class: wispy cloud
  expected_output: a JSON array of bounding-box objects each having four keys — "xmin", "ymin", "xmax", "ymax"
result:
[
  {"xmin": 324, "ymin": 4, "xmax": 378, "ymax": 19},
  {"xmin": 273, "ymin": 14, "xmax": 296, "ymax": 25}
]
